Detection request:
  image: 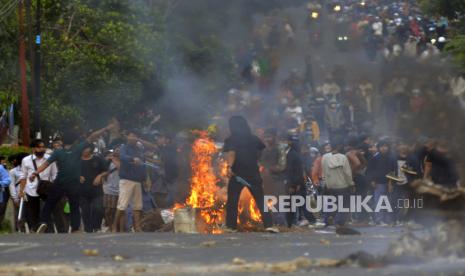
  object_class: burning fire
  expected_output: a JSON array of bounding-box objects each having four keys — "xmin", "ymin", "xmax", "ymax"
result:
[
  {"xmin": 238, "ymin": 189, "xmax": 262, "ymax": 229},
  {"xmin": 185, "ymin": 131, "xmax": 224, "ymax": 233},
  {"xmin": 177, "ymin": 130, "xmax": 263, "ymax": 233}
]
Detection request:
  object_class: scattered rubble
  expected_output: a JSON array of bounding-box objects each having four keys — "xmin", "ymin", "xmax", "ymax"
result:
[
  {"xmin": 319, "ymin": 238, "xmax": 331, "ymax": 245},
  {"xmin": 200, "ymin": 241, "xmax": 217, "ymax": 247},
  {"xmin": 335, "ymin": 227, "xmax": 361, "ymax": 235},
  {"xmin": 112, "ymin": 255, "xmax": 126, "ymax": 261},
  {"xmin": 232, "ymin": 257, "xmax": 247, "ymax": 265},
  {"xmin": 82, "ymin": 249, "xmax": 99, "ymax": 257}
]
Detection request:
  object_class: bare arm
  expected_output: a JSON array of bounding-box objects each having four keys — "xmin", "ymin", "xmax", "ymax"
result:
[
  {"xmin": 86, "ymin": 126, "xmax": 111, "ymax": 143},
  {"xmin": 225, "ymin": 151, "xmax": 235, "ymax": 176},
  {"xmin": 138, "ymin": 139, "xmax": 158, "ymax": 150},
  {"xmin": 29, "ymin": 161, "xmax": 50, "ymax": 182},
  {"xmin": 86, "ymin": 119, "xmax": 119, "ymax": 143},
  {"xmin": 424, "ymin": 161, "xmax": 432, "ymax": 180}
]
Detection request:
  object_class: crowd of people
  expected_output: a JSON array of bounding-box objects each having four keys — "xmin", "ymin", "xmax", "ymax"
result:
[
  {"xmin": 216, "ymin": 0, "xmax": 463, "ymax": 229},
  {"xmin": 0, "ymin": 121, "xmax": 181, "ymax": 233},
  {"xmin": 0, "ymin": 0, "xmax": 463, "ymax": 233}
]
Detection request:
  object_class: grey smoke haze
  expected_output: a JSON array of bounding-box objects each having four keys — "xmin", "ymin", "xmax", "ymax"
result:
[{"xmin": 148, "ymin": 0, "xmax": 307, "ymax": 130}]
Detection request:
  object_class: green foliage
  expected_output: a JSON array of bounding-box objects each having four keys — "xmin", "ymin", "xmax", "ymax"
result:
[
  {"xmin": 0, "ymin": 146, "xmax": 31, "ymax": 160},
  {"xmin": 0, "ymin": 0, "xmax": 241, "ymax": 133},
  {"xmin": 0, "ymin": 7, "xmax": 19, "ymax": 111},
  {"xmin": 0, "ymin": 219, "xmax": 12, "ymax": 234},
  {"xmin": 38, "ymin": 0, "xmax": 165, "ymax": 130},
  {"xmin": 446, "ymin": 35, "xmax": 465, "ymax": 71},
  {"xmin": 419, "ymin": 0, "xmax": 465, "ymax": 20},
  {"xmin": 419, "ymin": 0, "xmax": 465, "ymax": 72}
]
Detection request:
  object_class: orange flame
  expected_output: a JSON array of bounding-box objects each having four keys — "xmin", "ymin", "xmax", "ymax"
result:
[
  {"xmin": 238, "ymin": 188, "xmax": 262, "ymax": 228},
  {"xmin": 179, "ymin": 130, "xmax": 264, "ymax": 233},
  {"xmin": 219, "ymin": 159, "xmax": 229, "ymax": 179},
  {"xmin": 185, "ymin": 131, "xmax": 224, "ymax": 233}
]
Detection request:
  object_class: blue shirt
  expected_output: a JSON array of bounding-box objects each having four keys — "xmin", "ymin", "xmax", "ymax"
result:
[
  {"xmin": 119, "ymin": 144, "xmax": 146, "ymax": 183},
  {"xmin": 0, "ymin": 165, "xmax": 11, "ymax": 203}
]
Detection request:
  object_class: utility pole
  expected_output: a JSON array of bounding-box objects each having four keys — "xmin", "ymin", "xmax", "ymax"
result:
[
  {"xmin": 34, "ymin": 0, "xmax": 41, "ymax": 138},
  {"xmin": 25, "ymin": 0, "xmax": 36, "ymax": 133},
  {"xmin": 19, "ymin": 0, "xmax": 31, "ymax": 146}
]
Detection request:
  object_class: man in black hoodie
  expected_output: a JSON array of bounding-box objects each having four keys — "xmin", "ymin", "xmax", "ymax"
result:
[
  {"xmin": 223, "ymin": 116, "xmax": 277, "ymax": 233},
  {"xmin": 424, "ymin": 140, "xmax": 458, "ymax": 188},
  {"xmin": 285, "ymin": 135, "xmax": 315, "ymax": 227},
  {"xmin": 367, "ymin": 140, "xmax": 397, "ymax": 225}
]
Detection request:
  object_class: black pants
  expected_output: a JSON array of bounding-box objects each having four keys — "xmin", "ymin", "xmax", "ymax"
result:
[
  {"xmin": 52, "ymin": 198, "xmax": 69, "ymax": 233},
  {"xmin": 353, "ymin": 174, "xmax": 369, "ymax": 222},
  {"xmin": 80, "ymin": 195, "xmax": 103, "ymax": 233},
  {"xmin": 25, "ymin": 195, "xmax": 41, "ymax": 231},
  {"xmin": 24, "ymin": 195, "xmax": 68, "ymax": 233},
  {"xmin": 226, "ymin": 176, "xmax": 272, "ymax": 229},
  {"xmin": 40, "ymin": 184, "xmax": 80, "ymax": 232},
  {"xmin": 286, "ymin": 186, "xmax": 316, "ymax": 227}
]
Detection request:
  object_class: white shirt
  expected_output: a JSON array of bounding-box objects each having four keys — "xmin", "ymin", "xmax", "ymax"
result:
[
  {"xmin": 397, "ymin": 160, "xmax": 408, "ymax": 185},
  {"xmin": 9, "ymin": 167, "xmax": 22, "ymax": 201},
  {"xmin": 20, "ymin": 154, "xmax": 57, "ymax": 197}
]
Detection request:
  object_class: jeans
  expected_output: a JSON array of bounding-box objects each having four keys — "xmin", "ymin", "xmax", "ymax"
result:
[
  {"xmin": 373, "ymin": 183, "xmax": 392, "ymax": 224},
  {"xmin": 40, "ymin": 184, "xmax": 81, "ymax": 232},
  {"xmin": 0, "ymin": 189, "xmax": 10, "ymax": 225},
  {"xmin": 80, "ymin": 195, "xmax": 104, "ymax": 233},
  {"xmin": 226, "ymin": 176, "xmax": 272, "ymax": 229}
]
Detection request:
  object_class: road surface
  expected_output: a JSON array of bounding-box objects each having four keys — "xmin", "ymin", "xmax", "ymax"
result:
[{"xmin": 0, "ymin": 226, "xmax": 464, "ymax": 275}]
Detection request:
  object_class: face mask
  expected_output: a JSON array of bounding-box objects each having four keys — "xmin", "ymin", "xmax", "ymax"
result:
[{"xmin": 35, "ymin": 151, "xmax": 45, "ymax": 158}]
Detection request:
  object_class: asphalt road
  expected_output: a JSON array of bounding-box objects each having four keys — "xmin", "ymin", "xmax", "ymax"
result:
[{"xmin": 0, "ymin": 226, "xmax": 464, "ymax": 275}]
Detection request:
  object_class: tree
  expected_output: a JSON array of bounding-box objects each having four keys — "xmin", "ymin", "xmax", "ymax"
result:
[
  {"xmin": 419, "ymin": 0, "xmax": 465, "ymax": 72},
  {"xmin": 0, "ymin": 6, "xmax": 20, "ymax": 112},
  {"xmin": 0, "ymin": 0, "xmax": 303, "ymax": 137},
  {"xmin": 38, "ymin": 0, "xmax": 166, "ymax": 130}
]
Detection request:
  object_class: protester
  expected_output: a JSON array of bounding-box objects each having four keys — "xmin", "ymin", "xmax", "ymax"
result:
[
  {"xmin": 424, "ymin": 140, "xmax": 458, "ymax": 188},
  {"xmin": 392, "ymin": 144, "xmax": 413, "ymax": 224},
  {"xmin": 113, "ymin": 130, "xmax": 146, "ymax": 232},
  {"xmin": 345, "ymin": 139, "xmax": 368, "ymax": 223},
  {"xmin": 156, "ymin": 133, "xmax": 179, "ymax": 207},
  {"xmin": 367, "ymin": 140, "xmax": 397, "ymax": 225},
  {"xmin": 325, "ymin": 100, "xmax": 345, "ymax": 143},
  {"xmin": 0, "ymin": 161, "xmax": 11, "ymax": 226},
  {"xmin": 8, "ymin": 153, "xmax": 29, "ymax": 231},
  {"xmin": 321, "ymin": 142, "xmax": 354, "ymax": 227},
  {"xmin": 79, "ymin": 144, "xmax": 107, "ymax": 233},
  {"xmin": 285, "ymin": 135, "xmax": 315, "ymax": 227},
  {"xmin": 102, "ymin": 147, "xmax": 120, "ymax": 232},
  {"xmin": 311, "ymin": 142, "xmax": 332, "ymax": 186},
  {"xmin": 19, "ymin": 139, "xmax": 58, "ymax": 232},
  {"xmin": 223, "ymin": 116, "xmax": 278, "ymax": 233}
]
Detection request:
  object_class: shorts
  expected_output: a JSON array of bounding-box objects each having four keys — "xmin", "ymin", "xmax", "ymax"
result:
[
  {"xmin": 103, "ymin": 194, "xmax": 118, "ymax": 209},
  {"xmin": 116, "ymin": 179, "xmax": 143, "ymax": 211}
]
